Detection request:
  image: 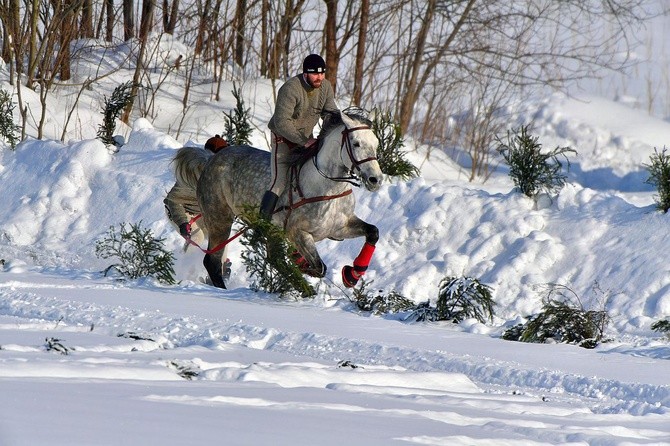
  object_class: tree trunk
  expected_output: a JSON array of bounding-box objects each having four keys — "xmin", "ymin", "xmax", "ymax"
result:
[
  {"xmin": 234, "ymin": 0, "xmax": 246, "ymax": 67},
  {"xmin": 1, "ymin": 0, "xmax": 18, "ymax": 64},
  {"xmin": 123, "ymin": 0, "xmax": 135, "ymax": 41},
  {"xmin": 267, "ymin": 0, "xmax": 305, "ymax": 79},
  {"xmin": 352, "ymin": 0, "xmax": 368, "ymax": 105},
  {"xmin": 323, "ymin": 0, "xmax": 337, "ymax": 93},
  {"xmin": 123, "ymin": 0, "xmax": 154, "ymax": 122},
  {"xmin": 139, "ymin": 0, "xmax": 155, "ymax": 43},
  {"xmin": 106, "ymin": 0, "xmax": 114, "ymax": 41},
  {"xmin": 398, "ymin": 0, "xmax": 476, "ymax": 133},
  {"xmin": 260, "ymin": 0, "xmax": 268, "ymax": 76},
  {"xmin": 163, "ymin": 0, "xmax": 179, "ymax": 34},
  {"xmin": 59, "ymin": 0, "xmax": 77, "ymax": 81},
  {"xmin": 80, "ymin": 0, "xmax": 93, "ymax": 38},
  {"xmin": 194, "ymin": 0, "xmax": 212, "ymax": 55},
  {"xmin": 26, "ymin": 0, "xmax": 40, "ymax": 87}
]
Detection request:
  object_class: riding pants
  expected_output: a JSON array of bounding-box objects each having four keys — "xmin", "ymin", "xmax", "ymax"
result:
[{"xmin": 268, "ymin": 134, "xmax": 297, "ymax": 196}]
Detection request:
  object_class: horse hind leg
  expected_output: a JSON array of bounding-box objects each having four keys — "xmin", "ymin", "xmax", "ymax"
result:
[
  {"xmin": 201, "ymin": 210, "xmax": 234, "ymax": 289},
  {"xmin": 203, "ymin": 253, "xmax": 226, "ymax": 288},
  {"xmin": 290, "ymin": 231, "xmax": 327, "ymax": 278}
]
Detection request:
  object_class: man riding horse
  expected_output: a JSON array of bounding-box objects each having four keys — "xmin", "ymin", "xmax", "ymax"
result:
[
  {"xmin": 168, "ymin": 55, "xmax": 382, "ymax": 290},
  {"xmin": 260, "ymin": 54, "xmax": 339, "ymax": 219}
]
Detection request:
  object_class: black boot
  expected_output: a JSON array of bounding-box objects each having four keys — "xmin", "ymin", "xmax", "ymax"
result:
[{"xmin": 259, "ymin": 191, "xmax": 279, "ymax": 220}]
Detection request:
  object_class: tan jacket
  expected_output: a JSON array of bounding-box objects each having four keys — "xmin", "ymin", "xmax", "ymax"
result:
[{"xmin": 268, "ymin": 74, "xmax": 338, "ymax": 146}]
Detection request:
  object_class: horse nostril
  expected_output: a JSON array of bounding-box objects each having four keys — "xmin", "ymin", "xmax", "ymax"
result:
[{"xmin": 368, "ymin": 177, "xmax": 378, "ymax": 185}]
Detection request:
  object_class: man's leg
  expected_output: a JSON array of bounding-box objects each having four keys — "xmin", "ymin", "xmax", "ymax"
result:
[{"xmin": 260, "ymin": 140, "xmax": 289, "ymax": 219}]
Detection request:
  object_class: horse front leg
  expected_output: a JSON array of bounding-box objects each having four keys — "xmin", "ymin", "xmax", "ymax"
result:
[{"xmin": 341, "ymin": 220, "xmax": 379, "ymax": 288}]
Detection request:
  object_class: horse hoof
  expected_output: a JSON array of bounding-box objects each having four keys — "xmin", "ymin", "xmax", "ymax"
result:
[
  {"xmin": 342, "ymin": 265, "xmax": 359, "ymax": 288},
  {"xmin": 208, "ymin": 276, "xmax": 227, "ymax": 289},
  {"xmin": 303, "ymin": 268, "xmax": 325, "ymax": 278},
  {"xmin": 291, "ymin": 252, "xmax": 326, "ymax": 278}
]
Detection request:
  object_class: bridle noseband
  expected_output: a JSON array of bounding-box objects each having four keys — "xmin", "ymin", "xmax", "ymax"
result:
[{"xmin": 313, "ymin": 125, "xmax": 378, "ymax": 187}]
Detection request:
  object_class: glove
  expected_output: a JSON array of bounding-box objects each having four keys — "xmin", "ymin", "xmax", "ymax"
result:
[{"xmin": 179, "ymin": 222, "xmax": 191, "ymax": 238}]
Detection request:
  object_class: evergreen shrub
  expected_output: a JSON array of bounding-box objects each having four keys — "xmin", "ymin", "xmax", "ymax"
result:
[
  {"xmin": 651, "ymin": 319, "xmax": 670, "ymax": 339},
  {"xmin": 501, "ymin": 283, "xmax": 609, "ymax": 349},
  {"xmin": 239, "ymin": 209, "xmax": 314, "ymax": 298},
  {"xmin": 224, "ymin": 82, "xmax": 253, "ymax": 145},
  {"xmin": 0, "ymin": 89, "xmax": 19, "ymax": 148},
  {"xmin": 371, "ymin": 110, "xmax": 419, "ymax": 180},
  {"xmin": 644, "ymin": 147, "xmax": 670, "ymax": 212},
  {"xmin": 352, "ymin": 279, "xmax": 415, "ymax": 315},
  {"xmin": 497, "ymin": 125, "xmax": 576, "ymax": 199},
  {"xmin": 97, "ymin": 81, "xmax": 137, "ymax": 147},
  {"xmin": 353, "ymin": 275, "xmax": 496, "ymax": 325},
  {"xmin": 434, "ymin": 276, "xmax": 496, "ymax": 323},
  {"xmin": 405, "ymin": 276, "xmax": 496, "ymax": 323},
  {"xmin": 95, "ymin": 222, "xmax": 176, "ymax": 284}
]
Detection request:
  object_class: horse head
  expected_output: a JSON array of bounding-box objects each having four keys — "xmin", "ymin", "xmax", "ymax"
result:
[{"xmin": 321, "ymin": 108, "xmax": 383, "ymax": 192}]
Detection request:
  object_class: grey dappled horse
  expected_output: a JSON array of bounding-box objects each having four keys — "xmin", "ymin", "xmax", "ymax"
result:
[{"xmin": 172, "ymin": 109, "xmax": 383, "ymax": 289}]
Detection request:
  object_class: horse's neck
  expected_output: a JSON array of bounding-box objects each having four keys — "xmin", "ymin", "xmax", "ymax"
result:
[{"xmin": 300, "ymin": 126, "xmax": 348, "ymax": 194}]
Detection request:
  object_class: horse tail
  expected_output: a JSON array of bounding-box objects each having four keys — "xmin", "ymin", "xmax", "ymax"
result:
[{"xmin": 172, "ymin": 146, "xmax": 213, "ymax": 189}]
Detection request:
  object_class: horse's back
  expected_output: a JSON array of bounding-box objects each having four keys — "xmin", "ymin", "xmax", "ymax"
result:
[{"xmin": 198, "ymin": 145, "xmax": 270, "ymax": 213}]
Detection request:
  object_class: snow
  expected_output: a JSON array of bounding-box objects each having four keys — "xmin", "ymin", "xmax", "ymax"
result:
[{"xmin": 2, "ymin": 22, "xmax": 670, "ymax": 446}]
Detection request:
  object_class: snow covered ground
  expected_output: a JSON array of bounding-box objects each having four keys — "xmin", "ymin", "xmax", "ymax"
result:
[{"xmin": 2, "ymin": 17, "xmax": 670, "ymax": 446}]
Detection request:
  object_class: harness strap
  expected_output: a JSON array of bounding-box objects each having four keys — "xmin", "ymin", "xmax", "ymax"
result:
[
  {"xmin": 278, "ymin": 189, "xmax": 353, "ymax": 228},
  {"xmin": 277, "ymin": 188, "xmax": 352, "ymax": 213},
  {"xmin": 184, "ymin": 214, "xmax": 248, "ymax": 254},
  {"xmin": 273, "ymin": 132, "xmax": 299, "ymax": 150},
  {"xmin": 341, "ymin": 127, "xmax": 377, "ymax": 167}
]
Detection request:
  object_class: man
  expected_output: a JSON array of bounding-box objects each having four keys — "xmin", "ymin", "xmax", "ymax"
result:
[
  {"xmin": 164, "ymin": 135, "xmax": 228, "ymax": 240},
  {"xmin": 260, "ymin": 54, "xmax": 339, "ymax": 218}
]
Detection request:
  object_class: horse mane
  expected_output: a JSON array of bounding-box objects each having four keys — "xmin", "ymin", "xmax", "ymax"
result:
[{"xmin": 319, "ymin": 107, "xmax": 372, "ymax": 142}]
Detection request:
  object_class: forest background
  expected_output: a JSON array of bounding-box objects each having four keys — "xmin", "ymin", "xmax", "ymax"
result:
[{"xmin": 1, "ymin": 0, "xmax": 668, "ymax": 182}]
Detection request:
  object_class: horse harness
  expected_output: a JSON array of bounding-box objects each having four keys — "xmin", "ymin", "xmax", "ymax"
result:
[{"xmin": 277, "ymin": 124, "xmax": 377, "ymax": 226}]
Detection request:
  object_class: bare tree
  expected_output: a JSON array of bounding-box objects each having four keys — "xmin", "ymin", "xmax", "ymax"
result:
[
  {"xmin": 163, "ymin": 0, "xmax": 179, "ymax": 34},
  {"xmin": 25, "ymin": 0, "xmax": 40, "ymax": 88},
  {"xmin": 323, "ymin": 0, "xmax": 337, "ymax": 89},
  {"xmin": 123, "ymin": 0, "xmax": 155, "ymax": 123},
  {"xmin": 138, "ymin": 0, "xmax": 154, "ymax": 42},
  {"xmin": 105, "ymin": 0, "xmax": 115, "ymax": 41},
  {"xmin": 352, "ymin": 0, "xmax": 369, "ymax": 105},
  {"xmin": 396, "ymin": 0, "xmax": 475, "ymax": 134},
  {"xmin": 260, "ymin": 0, "xmax": 269, "ymax": 76},
  {"xmin": 58, "ymin": 0, "xmax": 78, "ymax": 81},
  {"xmin": 123, "ymin": 0, "xmax": 135, "ymax": 41},
  {"xmin": 80, "ymin": 0, "xmax": 93, "ymax": 38},
  {"xmin": 233, "ymin": 0, "xmax": 247, "ymax": 67},
  {"xmin": 267, "ymin": 0, "xmax": 306, "ymax": 79},
  {"xmin": 95, "ymin": 0, "xmax": 115, "ymax": 41}
]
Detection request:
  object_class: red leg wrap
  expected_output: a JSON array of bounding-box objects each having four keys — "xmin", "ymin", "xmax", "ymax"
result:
[
  {"xmin": 342, "ymin": 243, "xmax": 376, "ymax": 288},
  {"xmin": 353, "ymin": 242, "xmax": 376, "ymax": 272}
]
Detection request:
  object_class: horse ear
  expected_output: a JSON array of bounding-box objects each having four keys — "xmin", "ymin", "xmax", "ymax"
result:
[{"xmin": 340, "ymin": 111, "xmax": 358, "ymax": 129}]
